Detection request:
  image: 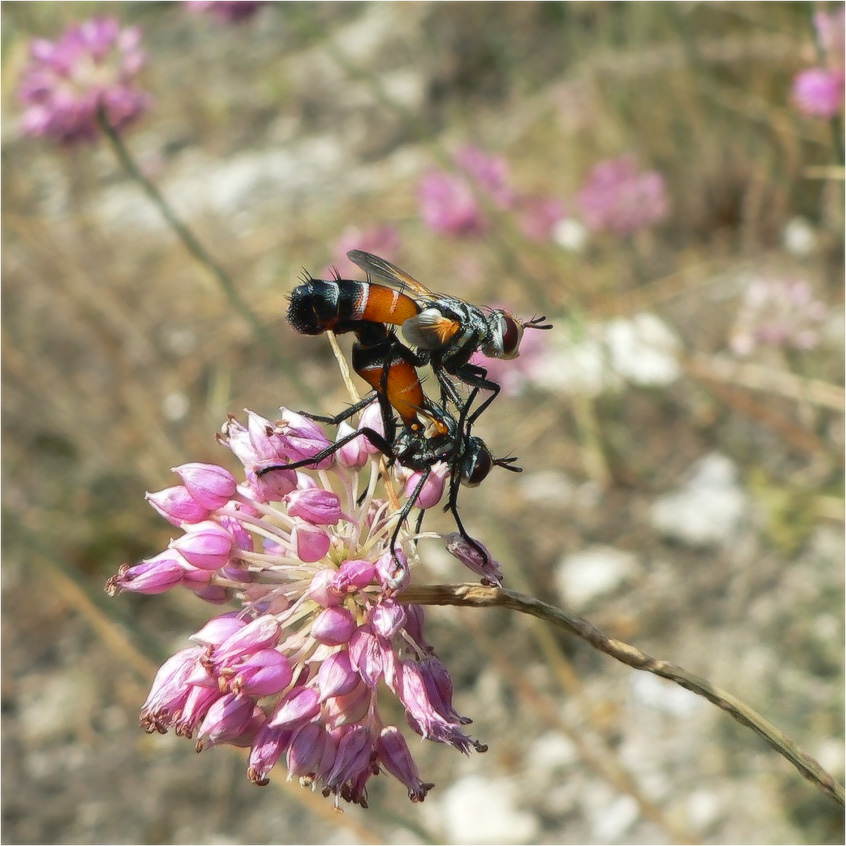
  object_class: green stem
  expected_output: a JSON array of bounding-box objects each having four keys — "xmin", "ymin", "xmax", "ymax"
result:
[{"xmin": 96, "ymin": 111, "xmax": 319, "ymax": 407}]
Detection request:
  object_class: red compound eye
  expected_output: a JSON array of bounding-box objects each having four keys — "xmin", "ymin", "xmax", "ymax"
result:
[{"xmin": 499, "ymin": 314, "xmax": 523, "ymax": 358}]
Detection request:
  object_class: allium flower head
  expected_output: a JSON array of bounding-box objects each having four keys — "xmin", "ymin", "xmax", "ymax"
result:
[
  {"xmin": 730, "ymin": 276, "xmax": 827, "ymax": 356},
  {"xmin": 419, "ymin": 145, "xmax": 514, "ymax": 236},
  {"xmin": 107, "ymin": 405, "xmax": 492, "ymax": 807},
  {"xmin": 18, "ymin": 17, "xmax": 149, "ymax": 145},
  {"xmin": 577, "ymin": 155, "xmax": 669, "ymax": 236}
]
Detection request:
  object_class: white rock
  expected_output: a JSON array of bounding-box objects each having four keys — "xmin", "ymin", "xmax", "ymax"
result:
[
  {"xmin": 440, "ymin": 775, "xmax": 539, "ymax": 844},
  {"xmin": 591, "ymin": 794, "xmax": 640, "ymax": 841},
  {"xmin": 518, "ymin": 470, "xmax": 575, "ymax": 505},
  {"xmin": 531, "ymin": 331, "xmax": 620, "ymax": 397},
  {"xmin": 650, "ymin": 453, "xmax": 747, "ymax": 547},
  {"xmin": 782, "ymin": 216, "xmax": 817, "ymax": 256},
  {"xmin": 630, "ymin": 671, "xmax": 703, "ymax": 717},
  {"xmin": 526, "ymin": 731, "xmax": 579, "ymax": 773},
  {"xmin": 555, "ymin": 545, "xmax": 638, "ymax": 606},
  {"xmin": 604, "ymin": 312, "xmax": 681, "ymax": 386},
  {"xmin": 552, "ymin": 217, "xmax": 589, "ymax": 252}
]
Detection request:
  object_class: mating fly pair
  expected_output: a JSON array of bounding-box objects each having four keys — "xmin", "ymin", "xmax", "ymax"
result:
[{"xmin": 260, "ymin": 250, "xmax": 551, "ymax": 570}]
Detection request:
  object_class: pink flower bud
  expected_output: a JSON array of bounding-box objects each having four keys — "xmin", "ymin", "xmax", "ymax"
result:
[
  {"xmin": 316, "ymin": 650, "xmax": 360, "ymax": 701},
  {"xmin": 377, "ymin": 726, "xmax": 433, "ymax": 802},
  {"xmin": 219, "ymin": 416, "xmax": 254, "ymax": 464},
  {"xmin": 106, "ymin": 553, "xmax": 185, "ymax": 595},
  {"xmin": 285, "ymin": 488, "xmax": 342, "ymax": 525},
  {"xmin": 267, "ymin": 686, "xmax": 320, "ymax": 729},
  {"xmin": 295, "ymin": 471, "xmax": 318, "ymax": 490},
  {"xmin": 403, "ymin": 604, "xmax": 433, "ymax": 654},
  {"xmin": 179, "ymin": 564, "xmax": 214, "ymax": 588},
  {"xmin": 322, "ymin": 682, "xmax": 371, "ymax": 725},
  {"xmin": 276, "ymin": 408, "xmax": 334, "ymax": 469},
  {"xmin": 325, "ymin": 726, "xmax": 372, "ymax": 791},
  {"xmin": 287, "ymin": 722, "xmax": 328, "ymax": 777},
  {"xmin": 199, "ymin": 692, "xmax": 259, "ymax": 747},
  {"xmin": 420, "ymin": 657, "xmax": 466, "ymax": 724},
  {"xmin": 444, "ymin": 533, "xmax": 503, "ymax": 586},
  {"xmin": 174, "ymin": 684, "xmax": 220, "ymax": 736},
  {"xmin": 191, "ymin": 615, "xmax": 245, "ymax": 647},
  {"xmin": 334, "ymin": 559, "xmax": 377, "ymax": 592},
  {"xmin": 308, "ymin": 569, "xmax": 343, "ymax": 607},
  {"xmin": 335, "ymin": 421, "xmax": 367, "ymax": 468},
  {"xmin": 170, "ymin": 521, "xmax": 234, "ymax": 570},
  {"xmin": 214, "ymin": 615, "xmax": 281, "ymax": 663},
  {"xmin": 231, "ymin": 648, "xmax": 292, "ymax": 697},
  {"xmin": 249, "ymin": 723, "xmax": 293, "ymax": 784},
  {"xmin": 348, "ymin": 625, "xmax": 389, "ymax": 688},
  {"xmin": 146, "ymin": 485, "xmax": 210, "ymax": 526},
  {"xmin": 404, "ymin": 463, "xmax": 448, "ymax": 509},
  {"xmin": 249, "ymin": 466, "xmax": 297, "ymax": 501},
  {"xmin": 370, "ymin": 600, "xmax": 407, "ymax": 639},
  {"xmin": 140, "ymin": 647, "xmax": 204, "ymax": 726},
  {"xmin": 357, "ymin": 399, "xmax": 387, "ymax": 453},
  {"xmin": 376, "ymin": 548, "xmax": 410, "ymax": 591},
  {"xmin": 291, "ymin": 522, "xmax": 330, "ymax": 563},
  {"xmin": 218, "ymin": 513, "xmax": 254, "ymax": 553},
  {"xmin": 172, "ymin": 463, "xmax": 237, "ymax": 510},
  {"xmin": 246, "ymin": 411, "xmax": 292, "ymax": 463},
  {"xmin": 311, "ymin": 606, "xmax": 356, "ymax": 646}
]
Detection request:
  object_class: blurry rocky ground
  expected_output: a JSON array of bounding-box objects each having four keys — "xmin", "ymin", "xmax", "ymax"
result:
[{"xmin": 2, "ymin": 2, "xmax": 843, "ymax": 844}]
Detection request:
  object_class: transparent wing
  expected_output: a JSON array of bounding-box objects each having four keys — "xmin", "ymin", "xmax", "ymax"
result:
[{"xmin": 347, "ymin": 250, "xmax": 435, "ymax": 301}]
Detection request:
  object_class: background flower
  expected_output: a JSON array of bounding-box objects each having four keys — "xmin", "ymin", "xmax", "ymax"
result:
[
  {"xmin": 17, "ymin": 17, "xmax": 149, "ymax": 144},
  {"xmin": 577, "ymin": 155, "xmax": 669, "ymax": 235}
]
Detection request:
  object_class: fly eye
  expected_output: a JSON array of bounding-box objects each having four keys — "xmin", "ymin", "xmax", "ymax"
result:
[
  {"xmin": 462, "ymin": 440, "xmax": 492, "ymax": 487},
  {"xmin": 498, "ymin": 314, "xmax": 523, "ymax": 359}
]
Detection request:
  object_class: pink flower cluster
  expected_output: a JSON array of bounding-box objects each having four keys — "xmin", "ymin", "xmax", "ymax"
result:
[
  {"xmin": 418, "ymin": 145, "xmax": 672, "ymax": 244},
  {"xmin": 577, "ymin": 155, "xmax": 670, "ymax": 236},
  {"xmin": 792, "ymin": 4, "xmax": 845, "ymax": 118},
  {"xmin": 419, "ymin": 145, "xmax": 566, "ymax": 240},
  {"xmin": 18, "ymin": 17, "xmax": 149, "ymax": 145},
  {"xmin": 730, "ymin": 277, "xmax": 827, "ymax": 356},
  {"xmin": 107, "ymin": 405, "xmax": 493, "ymax": 807}
]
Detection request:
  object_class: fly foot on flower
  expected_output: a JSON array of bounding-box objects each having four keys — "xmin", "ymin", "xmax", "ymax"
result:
[{"xmin": 108, "ymin": 407, "xmax": 496, "ymax": 806}]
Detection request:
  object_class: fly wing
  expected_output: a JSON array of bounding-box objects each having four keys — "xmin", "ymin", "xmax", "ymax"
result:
[{"xmin": 347, "ymin": 250, "xmax": 435, "ymax": 302}]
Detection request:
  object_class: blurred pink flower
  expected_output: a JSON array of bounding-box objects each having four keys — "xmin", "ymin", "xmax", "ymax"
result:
[
  {"xmin": 577, "ymin": 155, "xmax": 669, "ymax": 236},
  {"xmin": 791, "ymin": 4, "xmax": 844, "ymax": 118},
  {"xmin": 516, "ymin": 195, "xmax": 567, "ymax": 242},
  {"xmin": 419, "ymin": 169, "xmax": 485, "ymax": 236},
  {"xmin": 186, "ymin": 1, "xmax": 266, "ymax": 24},
  {"xmin": 17, "ymin": 17, "xmax": 149, "ymax": 145},
  {"xmin": 453, "ymin": 145, "xmax": 515, "ymax": 209},
  {"xmin": 814, "ymin": 5, "xmax": 845, "ymax": 61},
  {"xmin": 730, "ymin": 277, "xmax": 827, "ymax": 356},
  {"xmin": 330, "ymin": 225, "xmax": 400, "ymax": 277},
  {"xmin": 792, "ymin": 68, "xmax": 844, "ymax": 117},
  {"xmin": 419, "ymin": 145, "xmax": 514, "ymax": 237}
]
